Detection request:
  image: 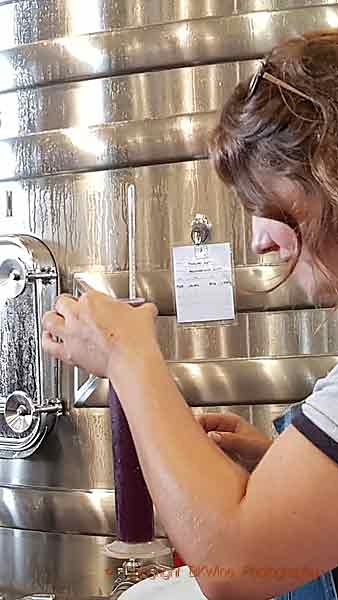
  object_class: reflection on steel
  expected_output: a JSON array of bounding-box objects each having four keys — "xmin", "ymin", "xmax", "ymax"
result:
[
  {"xmin": 74, "ymin": 355, "xmax": 338, "ymax": 408},
  {"xmin": 74, "ymin": 372, "xmax": 99, "ymax": 406},
  {"xmin": 0, "ymin": 7, "xmax": 336, "ymax": 92}
]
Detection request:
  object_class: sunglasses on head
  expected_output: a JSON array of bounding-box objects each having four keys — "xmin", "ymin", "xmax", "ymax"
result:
[{"xmin": 247, "ymin": 59, "xmax": 314, "ymax": 103}]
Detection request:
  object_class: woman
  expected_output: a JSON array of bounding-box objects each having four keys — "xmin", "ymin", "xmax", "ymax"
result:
[{"xmin": 42, "ymin": 31, "xmax": 338, "ymax": 600}]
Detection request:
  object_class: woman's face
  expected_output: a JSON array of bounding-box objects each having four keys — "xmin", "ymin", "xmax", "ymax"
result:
[{"xmin": 251, "ymin": 216, "xmax": 335, "ymax": 303}]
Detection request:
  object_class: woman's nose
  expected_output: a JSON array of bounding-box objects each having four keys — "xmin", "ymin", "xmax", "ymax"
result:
[{"xmin": 251, "ymin": 232, "xmax": 280, "ymax": 255}]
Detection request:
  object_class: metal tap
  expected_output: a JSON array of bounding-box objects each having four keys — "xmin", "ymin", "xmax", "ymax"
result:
[{"xmin": 110, "ymin": 557, "xmax": 171, "ymax": 599}]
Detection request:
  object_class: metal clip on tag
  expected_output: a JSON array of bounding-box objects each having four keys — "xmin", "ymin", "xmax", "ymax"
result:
[{"xmin": 191, "ymin": 214, "xmax": 211, "ymax": 246}]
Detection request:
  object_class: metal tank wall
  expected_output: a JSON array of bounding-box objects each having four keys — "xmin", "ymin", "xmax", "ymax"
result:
[{"xmin": 0, "ymin": 1, "xmax": 337, "ymax": 597}]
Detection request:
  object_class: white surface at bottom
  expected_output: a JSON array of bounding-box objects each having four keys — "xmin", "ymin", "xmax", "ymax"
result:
[{"xmin": 119, "ymin": 566, "xmax": 207, "ymax": 599}]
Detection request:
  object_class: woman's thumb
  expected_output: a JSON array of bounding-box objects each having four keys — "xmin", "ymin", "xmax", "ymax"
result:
[{"xmin": 208, "ymin": 431, "xmax": 237, "ymax": 451}]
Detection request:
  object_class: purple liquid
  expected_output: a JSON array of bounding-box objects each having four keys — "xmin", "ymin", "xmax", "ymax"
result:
[{"xmin": 109, "ymin": 383, "xmax": 154, "ymax": 543}]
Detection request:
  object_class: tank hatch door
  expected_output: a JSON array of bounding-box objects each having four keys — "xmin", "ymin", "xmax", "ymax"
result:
[{"xmin": 0, "ymin": 235, "xmax": 62, "ymax": 458}]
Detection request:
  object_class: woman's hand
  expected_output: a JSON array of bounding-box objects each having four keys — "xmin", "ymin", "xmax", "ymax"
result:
[
  {"xmin": 197, "ymin": 412, "xmax": 273, "ymax": 471},
  {"xmin": 42, "ymin": 291, "xmax": 159, "ymax": 380}
]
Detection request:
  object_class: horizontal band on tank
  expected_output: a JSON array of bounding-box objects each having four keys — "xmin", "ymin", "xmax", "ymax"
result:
[
  {"xmin": 0, "ymin": 61, "xmax": 256, "ymax": 140},
  {"xmin": 0, "ymin": 6, "xmax": 336, "ymax": 92},
  {"xmin": 0, "ymin": 484, "xmax": 165, "ymax": 537},
  {"xmin": 75, "ymin": 266, "xmax": 318, "ymax": 315},
  {"xmin": 0, "ymin": 1, "xmax": 330, "ymax": 47},
  {"xmin": 0, "ymin": 112, "xmax": 215, "ymax": 182},
  {"xmin": 74, "ymin": 355, "xmax": 338, "ymax": 408},
  {"xmin": 170, "ymin": 355, "xmax": 338, "ymax": 406},
  {"xmin": 156, "ymin": 310, "xmax": 338, "ymax": 362}
]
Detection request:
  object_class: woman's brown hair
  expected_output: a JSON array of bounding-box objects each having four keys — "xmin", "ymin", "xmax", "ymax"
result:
[{"xmin": 211, "ymin": 30, "xmax": 338, "ymax": 289}]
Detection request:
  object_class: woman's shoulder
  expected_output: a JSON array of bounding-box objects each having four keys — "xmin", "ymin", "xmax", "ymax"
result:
[
  {"xmin": 290, "ymin": 363, "xmax": 338, "ymax": 464},
  {"xmin": 312, "ymin": 362, "xmax": 338, "ymax": 394},
  {"xmin": 301, "ymin": 362, "xmax": 338, "ymax": 427}
]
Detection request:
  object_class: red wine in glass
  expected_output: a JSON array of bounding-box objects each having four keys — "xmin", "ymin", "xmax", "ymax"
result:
[{"xmin": 109, "ymin": 383, "xmax": 154, "ymax": 544}]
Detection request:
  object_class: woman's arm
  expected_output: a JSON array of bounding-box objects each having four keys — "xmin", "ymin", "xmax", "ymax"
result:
[
  {"xmin": 42, "ymin": 292, "xmax": 338, "ymax": 600},
  {"xmin": 115, "ymin": 350, "xmax": 338, "ymax": 600}
]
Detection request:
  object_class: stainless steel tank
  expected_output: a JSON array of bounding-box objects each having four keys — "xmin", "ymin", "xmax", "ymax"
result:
[{"xmin": 0, "ymin": 1, "xmax": 337, "ymax": 598}]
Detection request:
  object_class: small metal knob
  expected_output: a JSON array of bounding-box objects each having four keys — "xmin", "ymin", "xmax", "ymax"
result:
[
  {"xmin": 4, "ymin": 392, "xmax": 34, "ymax": 433},
  {"xmin": 0, "ymin": 258, "xmax": 26, "ymax": 299},
  {"xmin": 4, "ymin": 392, "xmax": 63, "ymax": 433}
]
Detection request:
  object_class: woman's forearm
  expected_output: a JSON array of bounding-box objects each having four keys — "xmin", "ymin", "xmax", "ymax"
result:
[{"xmin": 111, "ymin": 348, "xmax": 249, "ymax": 571}]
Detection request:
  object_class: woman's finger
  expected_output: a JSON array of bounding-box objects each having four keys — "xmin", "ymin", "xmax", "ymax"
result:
[
  {"xmin": 42, "ymin": 331, "xmax": 76, "ymax": 366},
  {"xmin": 208, "ymin": 431, "xmax": 254, "ymax": 455},
  {"xmin": 197, "ymin": 413, "xmax": 241, "ymax": 433},
  {"xmin": 142, "ymin": 302, "xmax": 159, "ymax": 318},
  {"xmin": 55, "ymin": 294, "xmax": 79, "ymax": 319},
  {"xmin": 56, "ymin": 293, "xmax": 78, "ymax": 302},
  {"xmin": 208, "ymin": 431, "xmax": 237, "ymax": 450},
  {"xmin": 42, "ymin": 331, "xmax": 65, "ymax": 361},
  {"xmin": 42, "ymin": 312, "xmax": 66, "ymax": 339}
]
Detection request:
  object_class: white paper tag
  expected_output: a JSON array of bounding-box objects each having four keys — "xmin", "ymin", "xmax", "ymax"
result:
[{"xmin": 172, "ymin": 243, "xmax": 235, "ymax": 324}]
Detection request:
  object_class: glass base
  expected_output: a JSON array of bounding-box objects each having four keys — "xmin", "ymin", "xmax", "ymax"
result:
[{"xmin": 105, "ymin": 538, "xmax": 172, "ymax": 561}]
